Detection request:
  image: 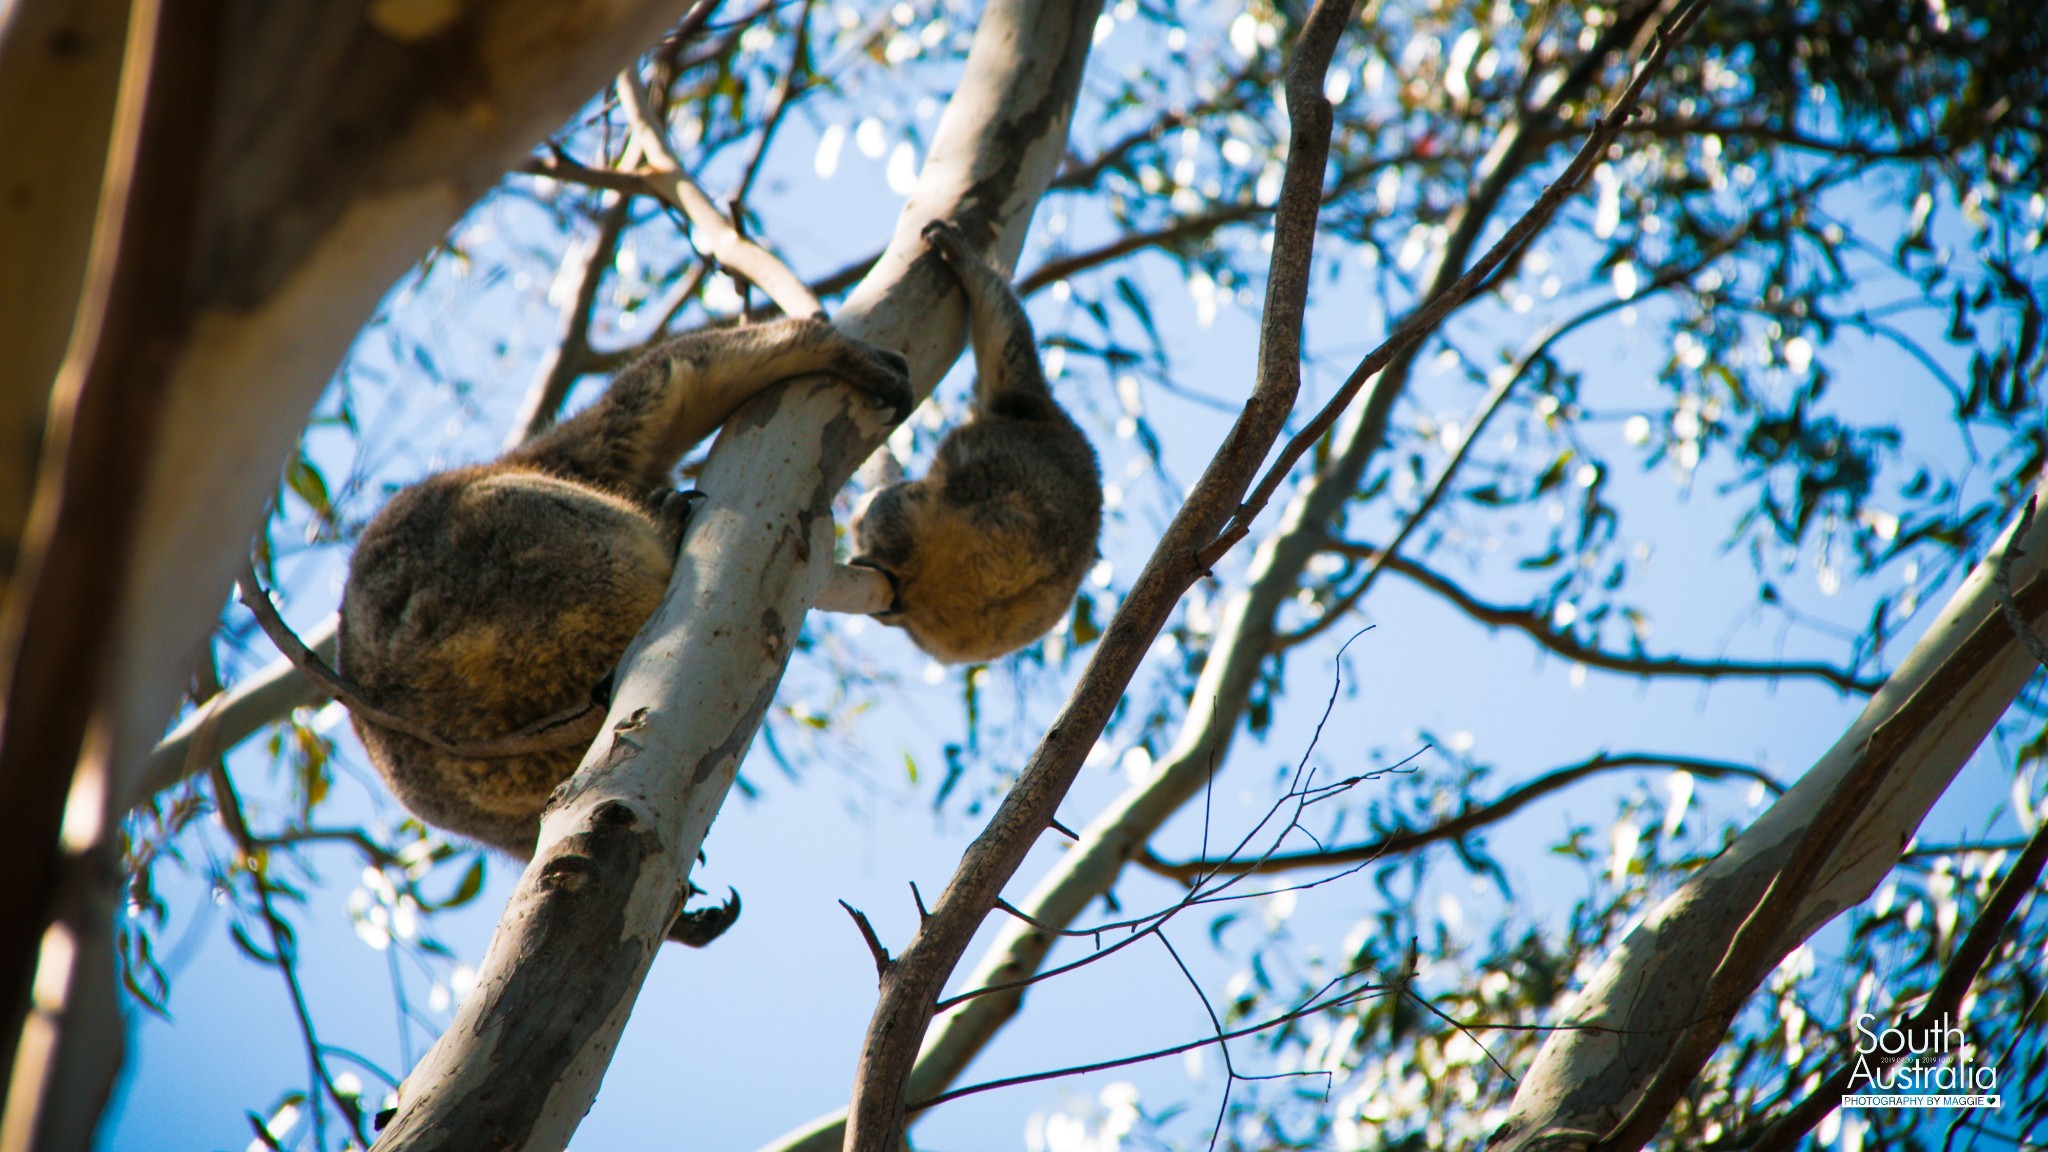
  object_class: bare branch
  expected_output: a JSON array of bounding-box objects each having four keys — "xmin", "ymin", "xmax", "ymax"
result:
[
  {"xmin": 615, "ymin": 73, "xmax": 823, "ymax": 318},
  {"xmin": 909, "ymin": 969, "xmax": 1394, "ymax": 1114},
  {"xmin": 209, "ymin": 764, "xmax": 369, "ymax": 1147},
  {"xmin": 1322, "ymin": 540, "xmax": 1882, "ymax": 693},
  {"xmin": 1198, "ymin": 0, "xmax": 1710, "ymax": 568},
  {"xmin": 838, "ymin": 3, "xmax": 1356, "ymax": 1145},
  {"xmin": 508, "ymin": 196, "xmax": 632, "ymax": 447},
  {"xmin": 1139, "ymin": 752, "xmax": 1782, "ymax": 883},
  {"xmin": 730, "ymin": 0, "xmax": 814, "ymax": 209}
]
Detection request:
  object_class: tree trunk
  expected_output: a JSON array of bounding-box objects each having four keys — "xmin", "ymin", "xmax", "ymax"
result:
[
  {"xmin": 0, "ymin": 0, "xmax": 130, "ymax": 590},
  {"xmin": 1, "ymin": 1, "xmax": 734, "ymax": 1147},
  {"xmin": 1488, "ymin": 478, "xmax": 2048, "ymax": 1150},
  {"xmin": 370, "ymin": 0, "xmax": 1100, "ymax": 1147}
]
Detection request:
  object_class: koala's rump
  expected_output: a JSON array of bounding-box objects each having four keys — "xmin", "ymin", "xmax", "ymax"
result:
[{"xmin": 339, "ymin": 466, "xmax": 672, "ymax": 854}]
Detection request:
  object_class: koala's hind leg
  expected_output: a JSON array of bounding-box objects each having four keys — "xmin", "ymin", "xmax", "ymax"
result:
[
  {"xmin": 922, "ymin": 221, "xmax": 1059, "ymax": 423},
  {"xmin": 508, "ymin": 315, "xmax": 910, "ymax": 494}
]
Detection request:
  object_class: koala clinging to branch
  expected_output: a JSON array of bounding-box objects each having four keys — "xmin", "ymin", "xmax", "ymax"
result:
[
  {"xmin": 849, "ymin": 221, "xmax": 1103, "ymax": 663},
  {"xmin": 339, "ymin": 315, "xmax": 910, "ymax": 943}
]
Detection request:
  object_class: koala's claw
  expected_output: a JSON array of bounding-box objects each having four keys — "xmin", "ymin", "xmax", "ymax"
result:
[
  {"xmin": 649, "ymin": 487, "xmax": 705, "ymax": 552},
  {"xmin": 668, "ymin": 886, "xmax": 742, "ymax": 948},
  {"xmin": 923, "ymin": 219, "xmax": 970, "ymax": 263},
  {"xmin": 849, "ymin": 343, "xmax": 913, "ymax": 420}
]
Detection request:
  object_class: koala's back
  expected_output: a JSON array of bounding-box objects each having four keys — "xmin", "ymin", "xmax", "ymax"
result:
[
  {"xmin": 339, "ymin": 464, "xmax": 674, "ymax": 854},
  {"xmin": 892, "ymin": 408, "xmax": 1102, "ymax": 663}
]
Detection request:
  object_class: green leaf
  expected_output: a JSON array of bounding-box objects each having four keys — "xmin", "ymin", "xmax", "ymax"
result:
[
  {"xmin": 284, "ymin": 454, "xmax": 331, "ymax": 519},
  {"xmin": 430, "ymin": 858, "xmax": 486, "ymax": 910}
]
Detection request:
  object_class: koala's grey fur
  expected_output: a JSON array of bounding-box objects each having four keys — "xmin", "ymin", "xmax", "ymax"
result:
[
  {"xmin": 339, "ymin": 315, "xmax": 908, "ymax": 945},
  {"xmin": 848, "ymin": 221, "xmax": 1102, "ymax": 663}
]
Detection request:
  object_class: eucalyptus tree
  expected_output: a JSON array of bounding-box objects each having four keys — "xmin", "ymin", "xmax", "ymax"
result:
[{"xmin": 27, "ymin": 0, "xmax": 2045, "ymax": 1148}]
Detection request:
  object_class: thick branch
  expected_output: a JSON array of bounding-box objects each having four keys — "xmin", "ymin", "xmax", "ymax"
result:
[
  {"xmin": 1744, "ymin": 810, "xmax": 2048, "ymax": 1152},
  {"xmin": 372, "ymin": 0, "xmax": 1103, "ymax": 1147},
  {"xmin": 836, "ymin": 3, "xmax": 1353, "ymax": 1146},
  {"xmin": 1, "ymin": 0, "xmax": 217, "ymax": 1140},
  {"xmin": 1324, "ymin": 541, "xmax": 1882, "ymax": 694},
  {"xmin": 0, "ymin": 0, "xmax": 127, "ymax": 587},
  {"xmin": 1491, "ymin": 479, "xmax": 2048, "ymax": 1150},
  {"xmin": 1138, "ymin": 753, "xmax": 1781, "ymax": 883}
]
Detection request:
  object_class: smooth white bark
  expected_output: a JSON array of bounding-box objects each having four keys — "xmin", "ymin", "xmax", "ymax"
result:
[
  {"xmin": 375, "ymin": 0, "xmax": 1099, "ymax": 1146},
  {"xmin": 1490, "ymin": 478, "xmax": 2048, "ymax": 1150}
]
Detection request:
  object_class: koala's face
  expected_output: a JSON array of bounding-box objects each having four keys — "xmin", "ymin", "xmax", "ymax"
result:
[{"xmin": 848, "ymin": 481, "xmax": 926, "ymax": 577}]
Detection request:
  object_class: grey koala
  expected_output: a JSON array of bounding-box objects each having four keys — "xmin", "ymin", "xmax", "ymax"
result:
[
  {"xmin": 339, "ymin": 315, "xmax": 909, "ymax": 943},
  {"xmin": 848, "ymin": 220, "xmax": 1102, "ymax": 663}
]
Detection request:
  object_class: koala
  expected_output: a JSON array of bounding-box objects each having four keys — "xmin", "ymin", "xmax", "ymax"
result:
[
  {"xmin": 848, "ymin": 221, "xmax": 1102, "ymax": 664},
  {"xmin": 339, "ymin": 315, "xmax": 909, "ymax": 944}
]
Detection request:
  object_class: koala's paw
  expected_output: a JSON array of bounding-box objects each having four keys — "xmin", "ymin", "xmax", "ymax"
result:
[
  {"xmin": 649, "ymin": 487, "xmax": 705, "ymax": 553},
  {"xmin": 842, "ymin": 339, "xmax": 912, "ymax": 420},
  {"xmin": 922, "ymin": 218, "xmax": 970, "ymax": 261},
  {"xmin": 667, "ymin": 886, "xmax": 742, "ymax": 948}
]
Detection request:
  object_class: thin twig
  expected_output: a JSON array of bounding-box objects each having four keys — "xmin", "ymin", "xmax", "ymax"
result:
[
  {"xmin": 908, "ymin": 972, "xmax": 1394, "ymax": 1113},
  {"xmin": 1139, "ymin": 752, "xmax": 1781, "ymax": 883},
  {"xmin": 615, "ymin": 73, "xmax": 824, "ymax": 317},
  {"xmin": 209, "ymin": 764, "xmax": 369, "ymax": 1147},
  {"xmin": 1197, "ymin": 0, "xmax": 1712, "ymax": 569}
]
